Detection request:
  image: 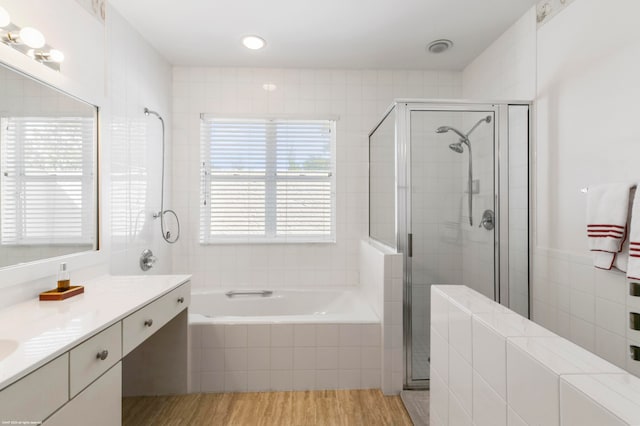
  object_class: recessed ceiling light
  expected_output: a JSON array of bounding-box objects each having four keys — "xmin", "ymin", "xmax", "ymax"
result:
[
  {"xmin": 262, "ymin": 83, "xmax": 277, "ymax": 92},
  {"xmin": 427, "ymin": 39, "xmax": 453, "ymax": 54},
  {"xmin": 242, "ymin": 35, "xmax": 266, "ymax": 50}
]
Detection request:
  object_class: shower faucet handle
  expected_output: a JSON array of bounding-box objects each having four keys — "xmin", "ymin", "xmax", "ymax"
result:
[
  {"xmin": 479, "ymin": 209, "xmax": 495, "ymax": 230},
  {"xmin": 140, "ymin": 249, "xmax": 157, "ymax": 271}
]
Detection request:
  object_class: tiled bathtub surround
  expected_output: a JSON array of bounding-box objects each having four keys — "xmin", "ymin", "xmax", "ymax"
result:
[
  {"xmin": 431, "ymin": 285, "xmax": 640, "ymax": 426},
  {"xmin": 188, "ymin": 323, "xmax": 381, "ymax": 393}
]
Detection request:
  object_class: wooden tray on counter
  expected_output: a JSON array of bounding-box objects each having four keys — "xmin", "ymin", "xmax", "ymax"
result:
[{"xmin": 39, "ymin": 286, "xmax": 84, "ymax": 301}]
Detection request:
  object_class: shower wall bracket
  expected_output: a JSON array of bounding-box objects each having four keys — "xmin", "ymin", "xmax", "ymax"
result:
[{"xmin": 464, "ymin": 179, "xmax": 480, "ymax": 194}]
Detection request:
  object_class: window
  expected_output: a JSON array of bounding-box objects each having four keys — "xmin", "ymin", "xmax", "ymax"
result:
[
  {"xmin": 200, "ymin": 117, "xmax": 336, "ymax": 243},
  {"xmin": 0, "ymin": 116, "xmax": 95, "ymax": 245}
]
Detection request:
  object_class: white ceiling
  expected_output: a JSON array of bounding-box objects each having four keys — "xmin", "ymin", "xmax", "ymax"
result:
[{"xmin": 109, "ymin": 0, "xmax": 536, "ymax": 70}]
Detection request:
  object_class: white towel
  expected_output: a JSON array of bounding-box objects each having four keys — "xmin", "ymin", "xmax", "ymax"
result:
[
  {"xmin": 586, "ymin": 183, "xmax": 634, "ymax": 270},
  {"xmin": 627, "ymin": 187, "xmax": 640, "ymax": 280}
]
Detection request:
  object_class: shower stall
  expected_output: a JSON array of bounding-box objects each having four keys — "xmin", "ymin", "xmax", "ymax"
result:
[{"xmin": 369, "ymin": 100, "xmax": 530, "ymax": 389}]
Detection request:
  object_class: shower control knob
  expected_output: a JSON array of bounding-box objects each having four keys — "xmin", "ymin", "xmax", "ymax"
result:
[
  {"xmin": 479, "ymin": 209, "xmax": 495, "ymax": 230},
  {"xmin": 140, "ymin": 249, "xmax": 157, "ymax": 271}
]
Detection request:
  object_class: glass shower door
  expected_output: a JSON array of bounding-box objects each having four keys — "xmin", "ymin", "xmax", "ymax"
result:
[{"xmin": 407, "ymin": 108, "xmax": 497, "ymax": 384}]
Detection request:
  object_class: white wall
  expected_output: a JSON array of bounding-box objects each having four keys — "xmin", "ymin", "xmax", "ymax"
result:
[
  {"xmin": 359, "ymin": 240, "xmax": 404, "ymax": 394},
  {"xmin": 462, "ymin": 7, "xmax": 536, "ymax": 101},
  {"xmin": 106, "ymin": 6, "xmax": 173, "ymax": 275},
  {"xmin": 462, "ymin": 0, "xmax": 640, "ymax": 375},
  {"xmin": 533, "ymin": 0, "xmax": 640, "ymax": 375},
  {"xmin": 171, "ymin": 68, "xmax": 462, "ymax": 290},
  {"xmin": 0, "ymin": 1, "xmax": 174, "ymax": 307}
]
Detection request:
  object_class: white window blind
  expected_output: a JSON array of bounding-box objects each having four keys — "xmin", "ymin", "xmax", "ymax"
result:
[
  {"xmin": 200, "ymin": 117, "xmax": 336, "ymax": 243},
  {"xmin": 0, "ymin": 116, "xmax": 95, "ymax": 245}
]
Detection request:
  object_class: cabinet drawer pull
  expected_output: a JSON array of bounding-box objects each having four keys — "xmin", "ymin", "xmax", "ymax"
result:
[
  {"xmin": 96, "ymin": 350, "xmax": 109, "ymax": 361},
  {"xmin": 631, "ymin": 345, "xmax": 640, "ymax": 361},
  {"xmin": 631, "ymin": 313, "xmax": 640, "ymax": 331},
  {"xmin": 144, "ymin": 319, "xmax": 154, "ymax": 327},
  {"xmin": 177, "ymin": 296, "xmax": 185, "ymax": 304}
]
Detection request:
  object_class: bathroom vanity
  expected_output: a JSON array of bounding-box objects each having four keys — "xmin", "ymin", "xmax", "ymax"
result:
[{"xmin": 0, "ymin": 275, "xmax": 191, "ymax": 425}]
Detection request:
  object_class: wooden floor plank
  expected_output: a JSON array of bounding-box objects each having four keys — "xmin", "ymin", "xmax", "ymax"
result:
[{"xmin": 122, "ymin": 390, "xmax": 413, "ymax": 426}]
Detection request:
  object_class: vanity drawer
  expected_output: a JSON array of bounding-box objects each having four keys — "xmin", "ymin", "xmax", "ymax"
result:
[
  {"xmin": 44, "ymin": 362, "xmax": 121, "ymax": 426},
  {"xmin": 122, "ymin": 282, "xmax": 190, "ymax": 355},
  {"xmin": 0, "ymin": 354, "xmax": 68, "ymax": 423},
  {"xmin": 69, "ymin": 322, "xmax": 121, "ymax": 397}
]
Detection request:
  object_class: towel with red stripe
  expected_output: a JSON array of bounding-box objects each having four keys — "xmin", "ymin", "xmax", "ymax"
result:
[
  {"xmin": 627, "ymin": 187, "xmax": 640, "ymax": 280},
  {"xmin": 587, "ymin": 183, "xmax": 634, "ymax": 270}
]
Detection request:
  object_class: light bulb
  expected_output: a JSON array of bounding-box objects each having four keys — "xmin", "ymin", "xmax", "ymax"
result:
[
  {"xmin": 48, "ymin": 49, "xmax": 64, "ymax": 63},
  {"xmin": 242, "ymin": 35, "xmax": 266, "ymax": 50},
  {"xmin": 0, "ymin": 7, "xmax": 10, "ymax": 28},
  {"xmin": 19, "ymin": 27, "xmax": 45, "ymax": 48}
]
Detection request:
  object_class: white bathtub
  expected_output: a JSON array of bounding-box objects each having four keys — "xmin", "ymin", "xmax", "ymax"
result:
[
  {"xmin": 189, "ymin": 288, "xmax": 379, "ymax": 324},
  {"xmin": 188, "ymin": 287, "xmax": 382, "ymax": 393}
]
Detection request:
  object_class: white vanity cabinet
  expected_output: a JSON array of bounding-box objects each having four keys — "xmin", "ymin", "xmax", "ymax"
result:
[
  {"xmin": 70, "ymin": 322, "xmax": 122, "ymax": 398},
  {"xmin": 0, "ymin": 276, "xmax": 191, "ymax": 426},
  {"xmin": 44, "ymin": 363, "xmax": 122, "ymax": 426},
  {"xmin": 0, "ymin": 354, "xmax": 69, "ymax": 424},
  {"xmin": 123, "ymin": 282, "xmax": 190, "ymax": 355}
]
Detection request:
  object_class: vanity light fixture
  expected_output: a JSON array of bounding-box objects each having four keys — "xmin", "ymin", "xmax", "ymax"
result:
[
  {"xmin": 28, "ymin": 48, "xmax": 64, "ymax": 63},
  {"xmin": 0, "ymin": 7, "xmax": 64, "ymax": 71},
  {"xmin": 242, "ymin": 35, "xmax": 266, "ymax": 50},
  {"xmin": 19, "ymin": 27, "xmax": 45, "ymax": 48}
]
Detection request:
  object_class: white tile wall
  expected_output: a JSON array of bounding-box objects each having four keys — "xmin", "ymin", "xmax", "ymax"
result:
[
  {"xmin": 189, "ymin": 322, "xmax": 381, "ymax": 393},
  {"xmin": 463, "ymin": 0, "xmax": 640, "ymax": 378},
  {"xmin": 431, "ymin": 284, "xmax": 640, "ymax": 426},
  {"xmin": 107, "ymin": 6, "xmax": 173, "ymax": 276},
  {"xmin": 560, "ymin": 374, "xmax": 640, "ymax": 426},
  {"xmin": 359, "ymin": 240, "xmax": 403, "ymax": 395},
  {"xmin": 532, "ymin": 248, "xmax": 631, "ymax": 372},
  {"xmin": 171, "ymin": 68, "xmax": 461, "ymax": 291}
]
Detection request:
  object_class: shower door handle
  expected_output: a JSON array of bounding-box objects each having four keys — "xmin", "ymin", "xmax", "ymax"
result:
[{"xmin": 408, "ymin": 233, "xmax": 413, "ymax": 258}]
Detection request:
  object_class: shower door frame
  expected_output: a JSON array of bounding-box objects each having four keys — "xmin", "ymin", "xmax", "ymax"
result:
[{"xmin": 395, "ymin": 100, "xmax": 530, "ymax": 390}]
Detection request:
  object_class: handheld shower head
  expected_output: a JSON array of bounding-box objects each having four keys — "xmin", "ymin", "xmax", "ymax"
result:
[
  {"xmin": 144, "ymin": 107, "xmax": 162, "ymax": 119},
  {"xmin": 436, "ymin": 125, "xmax": 468, "ymax": 141}
]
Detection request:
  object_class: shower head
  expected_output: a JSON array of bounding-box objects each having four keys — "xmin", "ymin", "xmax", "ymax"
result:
[
  {"xmin": 449, "ymin": 142, "xmax": 464, "ymax": 153},
  {"xmin": 436, "ymin": 125, "xmax": 467, "ymax": 141}
]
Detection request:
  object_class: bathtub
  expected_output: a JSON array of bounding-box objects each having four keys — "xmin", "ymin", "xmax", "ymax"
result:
[
  {"xmin": 188, "ymin": 288, "xmax": 382, "ymax": 393},
  {"xmin": 189, "ymin": 288, "xmax": 379, "ymax": 324}
]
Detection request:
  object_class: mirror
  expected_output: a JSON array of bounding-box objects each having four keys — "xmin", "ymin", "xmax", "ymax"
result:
[{"xmin": 0, "ymin": 62, "xmax": 98, "ymax": 267}]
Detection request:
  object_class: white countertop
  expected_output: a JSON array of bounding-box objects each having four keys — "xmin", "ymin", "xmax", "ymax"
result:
[{"xmin": 0, "ymin": 274, "xmax": 191, "ymax": 391}]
